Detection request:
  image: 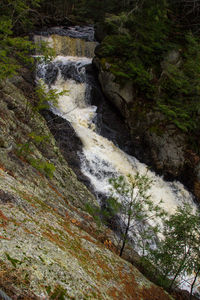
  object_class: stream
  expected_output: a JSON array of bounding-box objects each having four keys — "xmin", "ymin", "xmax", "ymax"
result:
[{"xmin": 35, "ymin": 26, "xmax": 198, "ymax": 295}]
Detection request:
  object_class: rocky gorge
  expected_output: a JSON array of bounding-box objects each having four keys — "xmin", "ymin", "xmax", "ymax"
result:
[{"xmin": 0, "ymin": 23, "xmax": 199, "ymax": 300}]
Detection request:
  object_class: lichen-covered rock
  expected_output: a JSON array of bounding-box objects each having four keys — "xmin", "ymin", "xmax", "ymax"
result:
[{"xmin": 0, "ymin": 171, "xmax": 174, "ymax": 299}]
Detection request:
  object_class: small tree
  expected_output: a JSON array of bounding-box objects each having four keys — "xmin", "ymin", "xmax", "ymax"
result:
[
  {"xmin": 108, "ymin": 173, "xmax": 166, "ymax": 257},
  {"xmin": 149, "ymin": 203, "xmax": 200, "ymax": 294}
]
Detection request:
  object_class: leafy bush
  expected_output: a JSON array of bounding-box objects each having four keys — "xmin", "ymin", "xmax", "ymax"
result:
[
  {"xmin": 16, "ymin": 141, "xmax": 33, "ymax": 158},
  {"xmin": 85, "ymin": 203, "xmax": 101, "ymax": 226},
  {"xmin": 0, "ymin": 19, "xmax": 34, "ymax": 80}
]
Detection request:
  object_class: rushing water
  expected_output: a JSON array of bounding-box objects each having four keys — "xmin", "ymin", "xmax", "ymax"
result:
[
  {"xmin": 35, "ymin": 27, "xmax": 199, "ymax": 295},
  {"xmin": 37, "ymin": 55, "xmax": 195, "ymax": 214}
]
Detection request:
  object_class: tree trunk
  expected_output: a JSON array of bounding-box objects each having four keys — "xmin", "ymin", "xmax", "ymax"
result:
[
  {"xmin": 190, "ymin": 267, "xmax": 200, "ymax": 300},
  {"xmin": 119, "ymin": 213, "xmax": 131, "ymax": 257},
  {"xmin": 169, "ymin": 250, "xmax": 189, "ymax": 291}
]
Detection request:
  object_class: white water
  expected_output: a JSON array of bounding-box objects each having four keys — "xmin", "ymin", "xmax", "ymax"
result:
[
  {"xmin": 40, "ymin": 55, "xmax": 195, "ymax": 214},
  {"xmin": 37, "ymin": 48, "xmax": 199, "ymax": 295}
]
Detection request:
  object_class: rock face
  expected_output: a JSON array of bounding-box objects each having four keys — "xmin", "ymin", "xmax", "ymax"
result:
[
  {"xmin": 127, "ymin": 110, "xmax": 187, "ymax": 177},
  {"xmin": 93, "ymin": 57, "xmax": 135, "ymax": 117},
  {"xmin": 94, "ymin": 56, "xmax": 200, "ymax": 202},
  {"xmin": 0, "ymin": 72, "xmax": 174, "ymax": 299}
]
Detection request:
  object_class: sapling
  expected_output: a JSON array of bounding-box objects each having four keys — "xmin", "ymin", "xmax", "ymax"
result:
[{"xmin": 108, "ymin": 172, "xmax": 165, "ymax": 257}]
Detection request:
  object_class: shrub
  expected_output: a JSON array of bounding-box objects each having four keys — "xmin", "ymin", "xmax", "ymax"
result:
[{"xmin": 29, "ymin": 158, "xmax": 55, "ymax": 178}]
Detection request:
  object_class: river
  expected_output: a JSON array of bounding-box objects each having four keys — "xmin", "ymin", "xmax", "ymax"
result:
[{"xmin": 35, "ymin": 26, "xmax": 198, "ymax": 295}]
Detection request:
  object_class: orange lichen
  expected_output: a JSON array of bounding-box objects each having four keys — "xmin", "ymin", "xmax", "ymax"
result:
[
  {"xmin": 0, "ymin": 235, "xmax": 10, "ymax": 240},
  {"xmin": 20, "ymin": 192, "xmax": 33, "ymax": 203},
  {"xmin": 70, "ymin": 218, "xmax": 80, "ymax": 226},
  {"xmin": 80, "ymin": 235, "xmax": 97, "ymax": 244},
  {"xmin": 11, "ymin": 220, "xmax": 21, "ymax": 227},
  {"xmin": 107, "ymin": 264, "xmax": 173, "ymax": 300},
  {"xmin": 48, "ymin": 183, "xmax": 69, "ymax": 204},
  {"xmin": 65, "ymin": 211, "xmax": 70, "ymax": 219},
  {"xmin": 83, "ymin": 214, "xmax": 94, "ymax": 221},
  {"xmin": 141, "ymin": 285, "xmax": 172, "ymax": 300},
  {"xmin": 107, "ymin": 287, "xmax": 120, "ymax": 298},
  {"xmin": 0, "ymin": 223, "xmax": 6, "ymax": 228},
  {"xmin": 71, "ymin": 219, "xmax": 77, "ymax": 224},
  {"xmin": 23, "ymin": 227, "xmax": 36, "ymax": 236},
  {"xmin": 0, "ymin": 210, "xmax": 9, "ymax": 221},
  {"xmin": 43, "ymin": 230, "xmax": 65, "ymax": 249},
  {"xmin": 96, "ymin": 255, "xmax": 112, "ymax": 276}
]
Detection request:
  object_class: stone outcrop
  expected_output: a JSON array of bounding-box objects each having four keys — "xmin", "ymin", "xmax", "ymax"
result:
[{"xmin": 93, "ymin": 57, "xmax": 135, "ymax": 117}]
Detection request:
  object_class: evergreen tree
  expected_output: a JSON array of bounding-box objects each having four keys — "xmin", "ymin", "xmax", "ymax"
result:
[
  {"xmin": 149, "ymin": 203, "xmax": 200, "ymax": 294},
  {"xmin": 108, "ymin": 173, "xmax": 165, "ymax": 257}
]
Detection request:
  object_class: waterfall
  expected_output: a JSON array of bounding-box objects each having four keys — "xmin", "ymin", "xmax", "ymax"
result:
[
  {"xmin": 35, "ymin": 27, "xmax": 198, "ymax": 295},
  {"xmin": 36, "ymin": 55, "xmax": 195, "ymax": 214},
  {"xmin": 34, "ymin": 34, "xmax": 98, "ymax": 58}
]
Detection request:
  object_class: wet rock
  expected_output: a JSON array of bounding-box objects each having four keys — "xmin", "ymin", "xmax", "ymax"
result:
[
  {"xmin": 195, "ymin": 162, "xmax": 200, "ymax": 180},
  {"xmin": 161, "ymin": 50, "xmax": 181, "ymax": 70},
  {"xmin": 194, "ymin": 163, "xmax": 200, "ymax": 201},
  {"xmin": 87, "ymin": 61, "xmax": 134, "ymax": 155},
  {"xmin": 59, "ymin": 61, "xmax": 87, "ymax": 83},
  {"xmin": 37, "ymin": 63, "xmax": 59, "ymax": 86},
  {"xmin": 41, "ymin": 109, "xmax": 95, "ymax": 192}
]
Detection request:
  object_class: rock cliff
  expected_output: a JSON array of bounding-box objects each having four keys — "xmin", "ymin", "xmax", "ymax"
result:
[{"xmin": 93, "ymin": 56, "xmax": 200, "ymax": 203}]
